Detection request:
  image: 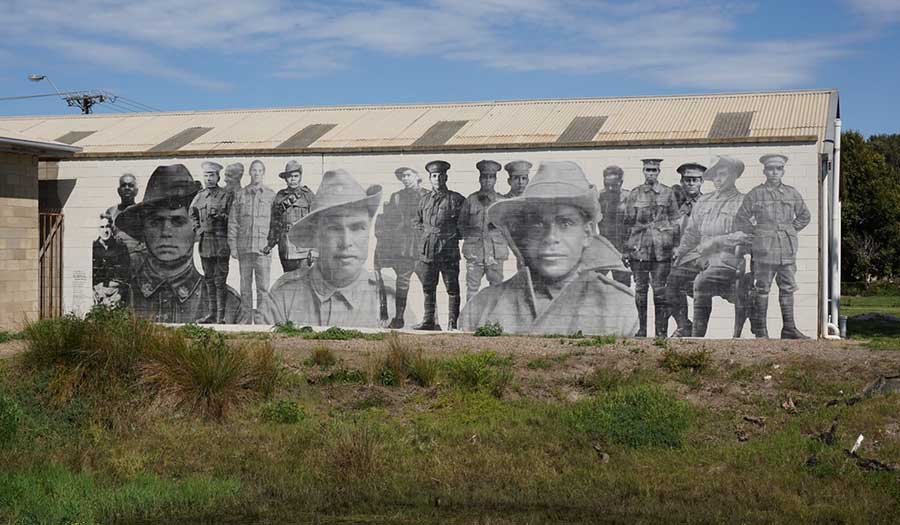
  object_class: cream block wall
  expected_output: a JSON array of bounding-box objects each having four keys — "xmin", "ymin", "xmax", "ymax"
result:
[
  {"xmin": 0, "ymin": 152, "xmax": 40, "ymax": 331},
  {"xmin": 54, "ymin": 142, "xmax": 821, "ymax": 338}
]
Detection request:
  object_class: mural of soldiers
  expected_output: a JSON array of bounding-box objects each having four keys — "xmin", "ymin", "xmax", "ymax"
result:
[
  {"xmin": 460, "ymin": 161, "xmax": 637, "ymax": 335},
  {"xmin": 374, "ymin": 167, "xmax": 430, "ymax": 329},
  {"xmin": 228, "ymin": 160, "xmax": 276, "ymax": 323},
  {"xmin": 623, "ymin": 158, "xmax": 680, "ymax": 337},
  {"xmin": 114, "ymin": 164, "xmax": 243, "ymax": 323},
  {"xmin": 503, "ymin": 160, "xmax": 532, "ymax": 198},
  {"xmin": 92, "ymin": 214, "xmax": 131, "ymax": 308},
  {"xmin": 664, "ymin": 162, "xmax": 706, "ymax": 337},
  {"xmin": 596, "ymin": 165, "xmax": 631, "ymax": 287},
  {"xmin": 415, "ymin": 160, "xmax": 465, "ymax": 330},
  {"xmin": 736, "ymin": 154, "xmax": 811, "ymax": 339},
  {"xmin": 261, "ymin": 169, "xmax": 411, "ymax": 328},
  {"xmin": 190, "ymin": 161, "xmax": 233, "ymax": 323},
  {"xmin": 459, "ymin": 160, "xmax": 509, "ymax": 302},
  {"xmin": 263, "ymin": 160, "xmax": 315, "ymax": 272},
  {"xmin": 105, "ymin": 173, "xmax": 146, "ymax": 272},
  {"xmin": 223, "ymin": 163, "xmax": 244, "ymax": 193},
  {"xmin": 671, "ymin": 157, "xmax": 751, "ymax": 337}
]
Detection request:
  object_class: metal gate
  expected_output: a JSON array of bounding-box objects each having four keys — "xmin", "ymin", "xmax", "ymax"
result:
[{"xmin": 39, "ymin": 211, "xmax": 64, "ymax": 319}]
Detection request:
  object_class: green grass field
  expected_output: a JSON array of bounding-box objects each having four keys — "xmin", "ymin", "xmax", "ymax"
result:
[{"xmin": 842, "ymin": 295, "xmax": 900, "ymax": 318}]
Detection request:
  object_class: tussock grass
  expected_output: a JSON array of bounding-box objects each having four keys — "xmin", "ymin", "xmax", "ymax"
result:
[
  {"xmin": 373, "ymin": 332, "xmax": 439, "ymax": 387},
  {"xmin": 306, "ymin": 345, "xmax": 337, "ymax": 368},
  {"xmin": 443, "ymin": 351, "xmax": 512, "ymax": 397}
]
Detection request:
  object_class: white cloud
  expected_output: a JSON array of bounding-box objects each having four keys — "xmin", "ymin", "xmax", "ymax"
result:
[
  {"xmin": 847, "ymin": 0, "xmax": 900, "ymax": 22},
  {"xmin": 0, "ymin": 0, "xmax": 864, "ymax": 91}
]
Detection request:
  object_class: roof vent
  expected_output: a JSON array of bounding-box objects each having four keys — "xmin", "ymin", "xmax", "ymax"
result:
[
  {"xmin": 54, "ymin": 131, "xmax": 95, "ymax": 145},
  {"xmin": 556, "ymin": 116, "xmax": 608, "ymax": 143},
  {"xmin": 412, "ymin": 120, "xmax": 468, "ymax": 147},
  {"xmin": 708, "ymin": 112, "xmax": 754, "ymax": 138},
  {"xmin": 277, "ymin": 124, "xmax": 337, "ymax": 149},
  {"xmin": 148, "ymin": 127, "xmax": 213, "ymax": 152}
]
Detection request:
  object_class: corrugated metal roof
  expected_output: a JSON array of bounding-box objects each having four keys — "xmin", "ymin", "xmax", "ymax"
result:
[{"xmin": 0, "ymin": 89, "xmax": 837, "ymax": 158}]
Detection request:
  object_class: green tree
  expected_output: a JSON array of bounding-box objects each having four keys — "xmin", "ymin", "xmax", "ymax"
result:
[{"xmin": 841, "ymin": 131, "xmax": 900, "ymax": 285}]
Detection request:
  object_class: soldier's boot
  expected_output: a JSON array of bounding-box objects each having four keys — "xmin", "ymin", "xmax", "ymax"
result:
[
  {"xmin": 198, "ymin": 282, "xmax": 216, "ymax": 324},
  {"xmin": 750, "ymin": 294, "xmax": 769, "ymax": 339},
  {"xmin": 779, "ymin": 294, "xmax": 809, "ymax": 339},
  {"xmin": 691, "ymin": 302, "xmax": 712, "ymax": 338},
  {"xmin": 216, "ymin": 287, "xmax": 228, "ymax": 324},
  {"xmin": 635, "ymin": 294, "xmax": 648, "ymax": 337},
  {"xmin": 388, "ymin": 292, "xmax": 407, "ymax": 329},
  {"xmin": 654, "ymin": 300, "xmax": 669, "ymax": 339},
  {"xmin": 413, "ymin": 294, "xmax": 442, "ymax": 331},
  {"xmin": 378, "ymin": 284, "xmax": 389, "ymax": 323},
  {"xmin": 448, "ymin": 294, "xmax": 461, "ymax": 331}
]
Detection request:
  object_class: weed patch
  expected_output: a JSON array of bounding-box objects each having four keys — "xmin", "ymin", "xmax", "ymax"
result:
[
  {"xmin": 321, "ymin": 368, "xmax": 367, "ymax": 385},
  {"xmin": 660, "ymin": 347, "xmax": 713, "ymax": 373},
  {"xmin": 305, "ymin": 346, "xmax": 337, "ymax": 368},
  {"xmin": 0, "ymin": 394, "xmax": 23, "ymax": 445},
  {"xmin": 474, "ymin": 322, "xmax": 503, "ymax": 337},
  {"xmin": 574, "ymin": 335, "xmax": 617, "ymax": 347},
  {"xmin": 260, "ymin": 399, "xmax": 306, "ymax": 424},
  {"xmin": 444, "ymin": 351, "xmax": 512, "ymax": 397},
  {"xmin": 304, "ymin": 326, "xmax": 383, "ymax": 341},
  {"xmin": 0, "ymin": 330, "xmax": 23, "ymax": 344},
  {"xmin": 273, "ymin": 321, "xmax": 314, "ymax": 336}
]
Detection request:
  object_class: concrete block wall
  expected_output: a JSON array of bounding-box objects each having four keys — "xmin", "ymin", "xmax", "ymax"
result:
[{"xmin": 0, "ymin": 152, "xmax": 40, "ymax": 331}]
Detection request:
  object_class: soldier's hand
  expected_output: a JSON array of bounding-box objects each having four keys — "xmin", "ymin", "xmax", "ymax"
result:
[
  {"xmin": 621, "ymin": 255, "xmax": 631, "ymax": 268},
  {"xmin": 261, "ymin": 246, "xmax": 272, "ymax": 255}
]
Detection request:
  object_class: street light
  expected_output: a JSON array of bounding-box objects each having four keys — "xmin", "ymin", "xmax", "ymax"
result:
[
  {"xmin": 27, "ymin": 74, "xmax": 63, "ymax": 97},
  {"xmin": 27, "ymin": 73, "xmax": 110, "ymax": 114}
]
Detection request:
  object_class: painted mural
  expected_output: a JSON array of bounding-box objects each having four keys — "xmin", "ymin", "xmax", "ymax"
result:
[{"xmin": 91, "ymin": 154, "xmax": 811, "ymax": 339}]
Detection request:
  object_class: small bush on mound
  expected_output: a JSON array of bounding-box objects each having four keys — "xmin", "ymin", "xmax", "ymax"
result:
[
  {"xmin": 0, "ymin": 395, "xmax": 24, "ymax": 446},
  {"xmin": 274, "ymin": 321, "xmax": 314, "ymax": 336},
  {"xmin": 565, "ymin": 384, "xmax": 692, "ymax": 448},
  {"xmin": 260, "ymin": 399, "xmax": 306, "ymax": 424},
  {"xmin": 660, "ymin": 347, "xmax": 712, "ymax": 373},
  {"xmin": 374, "ymin": 332, "xmax": 439, "ymax": 387},
  {"xmin": 141, "ymin": 330, "xmax": 279, "ymax": 421},
  {"xmin": 444, "ymin": 351, "xmax": 512, "ymax": 397},
  {"xmin": 473, "ymin": 321, "xmax": 503, "ymax": 337}
]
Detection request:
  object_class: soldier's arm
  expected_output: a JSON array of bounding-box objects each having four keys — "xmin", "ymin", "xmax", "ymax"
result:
[
  {"xmin": 623, "ymin": 193, "xmax": 637, "ymax": 226},
  {"xmin": 675, "ymin": 212, "xmax": 701, "ymax": 258},
  {"xmin": 266, "ymin": 197, "xmax": 280, "ymax": 249},
  {"xmin": 457, "ymin": 198, "xmax": 472, "ymax": 238},
  {"xmin": 227, "ymin": 194, "xmax": 240, "ymax": 254},
  {"xmin": 190, "ymin": 195, "xmax": 201, "ymax": 232},
  {"xmin": 734, "ymin": 192, "xmax": 754, "ymax": 234},
  {"xmin": 793, "ymin": 189, "xmax": 811, "ymax": 232},
  {"xmin": 415, "ymin": 196, "xmax": 426, "ymax": 231},
  {"xmin": 450, "ymin": 194, "xmax": 465, "ymax": 240}
]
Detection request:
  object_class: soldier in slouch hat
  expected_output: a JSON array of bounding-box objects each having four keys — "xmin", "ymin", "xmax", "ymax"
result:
[{"xmin": 263, "ymin": 160, "xmax": 315, "ymax": 272}]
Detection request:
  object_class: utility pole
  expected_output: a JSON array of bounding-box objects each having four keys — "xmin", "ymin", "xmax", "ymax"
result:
[{"xmin": 64, "ymin": 92, "xmax": 113, "ymax": 114}]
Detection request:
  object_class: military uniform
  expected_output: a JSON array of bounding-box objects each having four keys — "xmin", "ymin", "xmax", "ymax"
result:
[
  {"xmin": 374, "ymin": 183, "xmax": 429, "ymax": 328},
  {"xmin": 267, "ymin": 185, "xmax": 314, "ymax": 271},
  {"xmin": 260, "ymin": 264, "xmax": 411, "ymax": 328},
  {"xmin": 459, "ymin": 186, "xmax": 508, "ymax": 301},
  {"xmin": 106, "ymin": 204, "xmax": 146, "ymax": 272},
  {"xmin": 416, "ymin": 161, "xmax": 465, "ymax": 330},
  {"xmin": 597, "ymin": 185, "xmax": 631, "ymax": 286},
  {"xmin": 229, "ymin": 182, "xmax": 276, "ymax": 322},
  {"xmin": 92, "ymin": 236, "xmax": 131, "ymax": 308},
  {"xmin": 736, "ymin": 154, "xmax": 811, "ymax": 339},
  {"xmin": 664, "ymin": 164, "xmax": 705, "ymax": 337},
  {"xmin": 459, "ymin": 237, "xmax": 637, "ymax": 336},
  {"xmin": 191, "ymin": 184, "xmax": 233, "ymax": 323},
  {"xmin": 624, "ymin": 173, "xmax": 680, "ymax": 337},
  {"xmin": 129, "ymin": 261, "xmax": 244, "ymax": 324}
]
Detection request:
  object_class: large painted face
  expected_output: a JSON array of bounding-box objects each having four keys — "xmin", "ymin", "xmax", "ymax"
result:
[
  {"xmin": 285, "ymin": 171, "xmax": 302, "ymax": 190},
  {"xmin": 603, "ymin": 173, "xmax": 623, "ymax": 191},
  {"xmin": 763, "ymin": 163, "xmax": 785, "ymax": 185},
  {"xmin": 249, "ymin": 162, "xmax": 266, "ymax": 185},
  {"xmin": 316, "ymin": 207, "xmax": 371, "ymax": 288},
  {"xmin": 479, "ymin": 173, "xmax": 497, "ymax": 192},
  {"xmin": 642, "ymin": 165, "xmax": 660, "ymax": 185},
  {"xmin": 515, "ymin": 203, "xmax": 591, "ymax": 283},
  {"xmin": 681, "ymin": 175, "xmax": 703, "ymax": 196},
  {"xmin": 203, "ymin": 171, "xmax": 220, "ymax": 189},
  {"xmin": 399, "ymin": 170, "xmax": 419, "ymax": 189},
  {"xmin": 142, "ymin": 204, "xmax": 195, "ymax": 264},
  {"xmin": 508, "ymin": 174, "xmax": 529, "ymax": 196},
  {"xmin": 118, "ymin": 174, "xmax": 137, "ymax": 202}
]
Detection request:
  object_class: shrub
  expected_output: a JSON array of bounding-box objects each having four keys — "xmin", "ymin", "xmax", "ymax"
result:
[
  {"xmin": 306, "ymin": 346, "xmax": 337, "ymax": 368},
  {"xmin": 444, "ymin": 351, "xmax": 512, "ymax": 397},
  {"xmin": 579, "ymin": 367, "xmax": 627, "ymax": 392},
  {"xmin": 176, "ymin": 323, "xmax": 218, "ymax": 340},
  {"xmin": 473, "ymin": 322, "xmax": 503, "ymax": 337},
  {"xmin": 141, "ymin": 331, "xmax": 280, "ymax": 421},
  {"xmin": 274, "ymin": 321, "xmax": 314, "ymax": 336},
  {"xmin": 653, "ymin": 337, "xmax": 669, "ymax": 349},
  {"xmin": 260, "ymin": 399, "xmax": 306, "ymax": 424},
  {"xmin": 0, "ymin": 330, "xmax": 23, "ymax": 344},
  {"xmin": 659, "ymin": 347, "xmax": 712, "ymax": 373},
  {"xmin": 0, "ymin": 394, "xmax": 24, "ymax": 446},
  {"xmin": 565, "ymin": 384, "xmax": 692, "ymax": 448}
]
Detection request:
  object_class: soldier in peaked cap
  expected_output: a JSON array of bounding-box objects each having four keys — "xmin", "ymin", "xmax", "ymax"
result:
[
  {"xmin": 415, "ymin": 160, "xmax": 466, "ymax": 330},
  {"xmin": 190, "ymin": 160, "xmax": 234, "ymax": 323},
  {"xmin": 458, "ymin": 160, "xmax": 509, "ymax": 302},
  {"xmin": 597, "ymin": 164, "xmax": 632, "ymax": 287},
  {"xmin": 374, "ymin": 167, "xmax": 430, "ymax": 328},
  {"xmin": 260, "ymin": 169, "xmax": 411, "ymax": 328},
  {"xmin": 460, "ymin": 161, "xmax": 637, "ymax": 336},
  {"xmin": 663, "ymin": 162, "xmax": 706, "ymax": 336},
  {"xmin": 115, "ymin": 164, "xmax": 244, "ymax": 324},
  {"xmin": 735, "ymin": 153, "xmax": 811, "ymax": 339},
  {"xmin": 623, "ymin": 158, "xmax": 681, "ymax": 337},
  {"xmin": 223, "ymin": 163, "xmax": 244, "ymax": 193},
  {"xmin": 503, "ymin": 160, "xmax": 532, "ymax": 198},
  {"xmin": 263, "ymin": 160, "xmax": 316, "ymax": 272}
]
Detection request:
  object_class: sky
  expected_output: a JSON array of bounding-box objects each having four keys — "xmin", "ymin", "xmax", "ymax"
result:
[{"xmin": 0, "ymin": 0, "xmax": 898, "ymax": 136}]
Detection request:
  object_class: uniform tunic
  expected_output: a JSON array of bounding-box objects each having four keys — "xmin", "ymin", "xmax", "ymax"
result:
[
  {"xmin": 375, "ymin": 187, "xmax": 429, "ymax": 268},
  {"xmin": 597, "ymin": 188, "xmax": 630, "ymax": 252},
  {"xmin": 676, "ymin": 186, "xmax": 745, "ymax": 270},
  {"xmin": 260, "ymin": 265, "xmax": 411, "ymax": 328},
  {"xmin": 191, "ymin": 187, "xmax": 232, "ymax": 258},
  {"xmin": 417, "ymin": 188, "xmax": 466, "ymax": 263},
  {"xmin": 459, "ymin": 237, "xmax": 637, "ymax": 336},
  {"xmin": 228, "ymin": 184, "xmax": 276, "ymax": 255},
  {"xmin": 268, "ymin": 186, "xmax": 314, "ymax": 260},
  {"xmin": 128, "ymin": 261, "xmax": 244, "ymax": 324},
  {"xmin": 458, "ymin": 190, "xmax": 509, "ymax": 264},
  {"xmin": 735, "ymin": 182, "xmax": 811, "ymax": 265},
  {"xmin": 623, "ymin": 183, "xmax": 681, "ymax": 261}
]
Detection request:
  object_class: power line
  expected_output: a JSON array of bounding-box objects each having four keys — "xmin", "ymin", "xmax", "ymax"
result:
[{"xmin": 117, "ymin": 96, "xmax": 161, "ymax": 112}]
